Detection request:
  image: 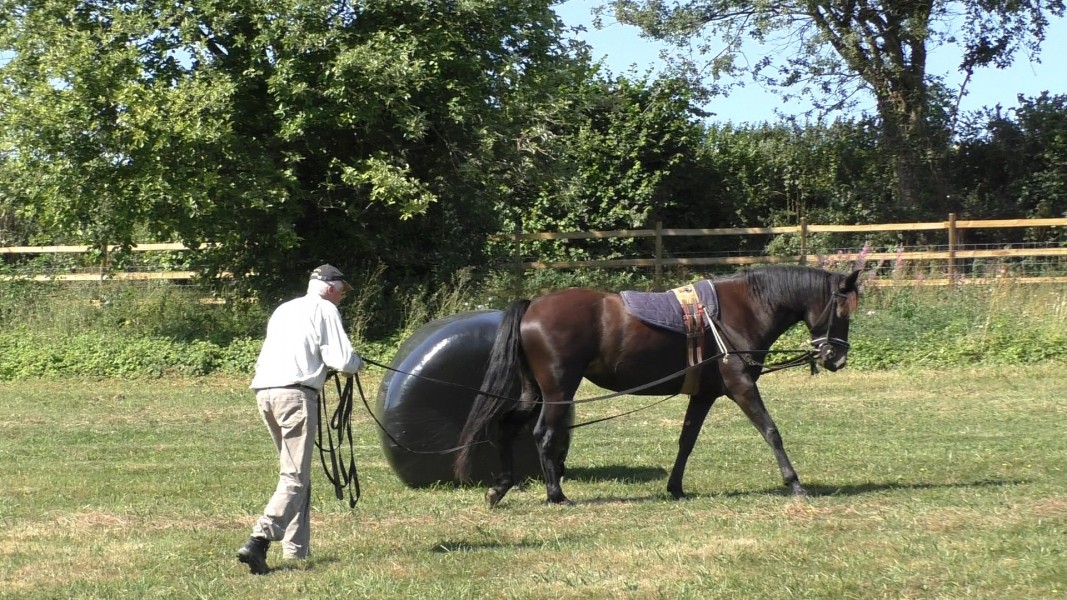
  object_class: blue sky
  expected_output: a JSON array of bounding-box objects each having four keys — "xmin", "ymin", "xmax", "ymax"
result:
[{"xmin": 557, "ymin": 0, "xmax": 1067, "ymax": 124}]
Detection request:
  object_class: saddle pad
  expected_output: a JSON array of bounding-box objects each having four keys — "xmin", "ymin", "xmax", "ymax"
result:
[{"xmin": 620, "ymin": 279, "xmax": 719, "ymax": 334}]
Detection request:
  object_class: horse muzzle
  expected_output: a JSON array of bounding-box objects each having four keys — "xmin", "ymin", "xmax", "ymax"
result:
[{"xmin": 812, "ymin": 338, "xmax": 849, "ymax": 372}]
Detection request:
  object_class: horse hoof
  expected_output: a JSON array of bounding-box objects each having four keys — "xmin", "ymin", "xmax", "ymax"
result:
[
  {"xmin": 670, "ymin": 492, "xmax": 688, "ymax": 501},
  {"xmin": 547, "ymin": 496, "xmax": 574, "ymax": 506},
  {"xmin": 486, "ymin": 489, "xmax": 503, "ymax": 508},
  {"xmin": 791, "ymin": 485, "xmax": 809, "ymax": 498}
]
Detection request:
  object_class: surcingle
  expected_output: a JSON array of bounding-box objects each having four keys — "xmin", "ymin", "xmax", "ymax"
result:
[{"xmin": 620, "ymin": 280, "xmax": 721, "ymax": 395}]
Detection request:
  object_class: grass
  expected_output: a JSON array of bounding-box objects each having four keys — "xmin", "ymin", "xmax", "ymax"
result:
[{"xmin": 1, "ymin": 366, "xmax": 1064, "ymax": 599}]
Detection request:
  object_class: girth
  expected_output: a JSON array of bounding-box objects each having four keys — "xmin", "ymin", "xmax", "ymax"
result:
[{"xmin": 671, "ymin": 283, "xmax": 706, "ymax": 395}]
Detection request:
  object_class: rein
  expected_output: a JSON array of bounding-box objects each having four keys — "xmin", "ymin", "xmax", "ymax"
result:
[
  {"xmin": 704, "ymin": 289, "xmax": 851, "ymax": 376},
  {"xmin": 314, "ymin": 285, "xmax": 850, "ymax": 485},
  {"xmin": 361, "ymin": 344, "xmax": 815, "ymax": 434},
  {"xmin": 316, "ymin": 372, "xmax": 361, "ymax": 508},
  {"xmin": 342, "ymin": 292, "xmax": 838, "ymax": 456},
  {"xmin": 361, "ymin": 351, "xmax": 776, "ymax": 407}
]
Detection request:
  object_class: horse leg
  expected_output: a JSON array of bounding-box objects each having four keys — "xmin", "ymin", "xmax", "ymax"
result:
[
  {"xmin": 533, "ymin": 400, "xmax": 573, "ymax": 505},
  {"xmin": 485, "ymin": 412, "xmax": 523, "ymax": 507},
  {"xmin": 666, "ymin": 394, "xmax": 717, "ymax": 500},
  {"xmin": 554, "ymin": 410, "xmax": 573, "ymax": 478},
  {"xmin": 730, "ymin": 385, "xmax": 807, "ymax": 496},
  {"xmin": 486, "ymin": 387, "xmax": 540, "ymax": 508}
]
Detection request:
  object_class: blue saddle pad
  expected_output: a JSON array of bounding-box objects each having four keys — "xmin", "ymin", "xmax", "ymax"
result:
[{"xmin": 620, "ymin": 280, "xmax": 719, "ymax": 334}]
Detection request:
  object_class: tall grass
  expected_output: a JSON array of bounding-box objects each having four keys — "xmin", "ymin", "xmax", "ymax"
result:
[
  {"xmin": 0, "ymin": 274, "xmax": 1063, "ymax": 380},
  {"xmin": 849, "ymin": 279, "xmax": 1067, "ymax": 368}
]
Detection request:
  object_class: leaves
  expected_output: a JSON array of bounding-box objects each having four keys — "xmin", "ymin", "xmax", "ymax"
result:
[
  {"xmin": 0, "ymin": 0, "xmax": 590, "ymax": 301},
  {"xmin": 606, "ymin": 1, "xmax": 1066, "ymax": 210}
]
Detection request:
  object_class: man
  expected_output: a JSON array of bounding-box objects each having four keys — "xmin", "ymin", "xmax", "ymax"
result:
[{"xmin": 237, "ymin": 264, "xmax": 364, "ymax": 575}]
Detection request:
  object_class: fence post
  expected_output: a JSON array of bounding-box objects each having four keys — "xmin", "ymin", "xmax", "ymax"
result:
[
  {"xmin": 100, "ymin": 242, "xmax": 108, "ymax": 283},
  {"xmin": 947, "ymin": 212, "xmax": 957, "ymax": 281},
  {"xmin": 654, "ymin": 221, "xmax": 663, "ymax": 288},
  {"xmin": 799, "ymin": 217, "xmax": 808, "ymax": 265},
  {"xmin": 512, "ymin": 220, "xmax": 524, "ymax": 299}
]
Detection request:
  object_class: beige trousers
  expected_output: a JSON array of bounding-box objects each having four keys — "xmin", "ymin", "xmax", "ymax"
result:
[{"xmin": 251, "ymin": 387, "xmax": 318, "ymax": 559}]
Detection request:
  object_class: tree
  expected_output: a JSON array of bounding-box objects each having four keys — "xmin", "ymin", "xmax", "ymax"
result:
[
  {"xmin": 952, "ymin": 93, "xmax": 1067, "ymax": 235},
  {"xmin": 0, "ymin": 0, "xmax": 588, "ymax": 300},
  {"xmin": 511, "ymin": 72, "xmax": 714, "ymax": 266},
  {"xmin": 603, "ymin": 0, "xmax": 1065, "ymax": 216}
]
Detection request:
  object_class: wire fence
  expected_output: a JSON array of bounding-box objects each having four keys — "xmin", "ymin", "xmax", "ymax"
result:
[
  {"xmin": 2, "ymin": 216, "xmax": 1066, "ymax": 288},
  {"xmin": 498, "ymin": 216, "xmax": 1067, "ymax": 287}
]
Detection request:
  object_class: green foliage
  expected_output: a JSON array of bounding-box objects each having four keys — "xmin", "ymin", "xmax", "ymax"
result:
[
  {"xmin": 606, "ymin": 0, "xmax": 1065, "ymax": 213},
  {"xmin": 505, "ymin": 73, "xmax": 713, "ymax": 263},
  {"xmin": 0, "ymin": 328, "xmax": 260, "ymax": 378},
  {"xmin": 1, "ymin": 276, "xmax": 1064, "ymax": 380},
  {"xmin": 0, "ymin": 0, "xmax": 591, "ymax": 303},
  {"xmin": 842, "ymin": 282, "xmax": 1067, "ymax": 369},
  {"xmin": 953, "ymin": 92, "xmax": 1067, "ymax": 229},
  {"xmin": 0, "ymin": 279, "xmax": 267, "ymax": 344},
  {"xmin": 0, "ymin": 278, "xmax": 267, "ymax": 376},
  {"xmin": 3, "ymin": 0, "xmax": 1066, "ymax": 297},
  {"xmin": 705, "ymin": 119, "xmax": 896, "ymax": 226}
]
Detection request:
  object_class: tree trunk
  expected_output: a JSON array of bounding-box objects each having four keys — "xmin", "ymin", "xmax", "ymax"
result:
[{"xmin": 877, "ymin": 88, "xmax": 948, "ymax": 219}]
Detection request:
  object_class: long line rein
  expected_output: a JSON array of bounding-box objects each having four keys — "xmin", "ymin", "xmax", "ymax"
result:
[{"xmin": 315, "ymin": 292, "xmax": 845, "ymax": 505}]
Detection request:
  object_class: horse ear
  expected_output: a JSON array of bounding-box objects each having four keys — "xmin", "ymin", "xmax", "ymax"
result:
[{"xmin": 842, "ymin": 268, "xmax": 862, "ymax": 292}]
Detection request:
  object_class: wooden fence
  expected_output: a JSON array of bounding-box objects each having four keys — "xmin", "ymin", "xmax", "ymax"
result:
[
  {"xmin": 505, "ymin": 214, "xmax": 1067, "ymax": 287},
  {"xmin": 0, "ymin": 243, "xmax": 200, "ymax": 281},
  {"xmin": 2, "ymin": 215, "xmax": 1065, "ymax": 285}
]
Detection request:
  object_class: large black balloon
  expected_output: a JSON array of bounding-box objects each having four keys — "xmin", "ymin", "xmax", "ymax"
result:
[{"xmin": 375, "ymin": 310, "xmax": 570, "ymax": 487}]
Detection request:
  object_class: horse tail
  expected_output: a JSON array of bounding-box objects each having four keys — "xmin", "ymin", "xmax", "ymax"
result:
[{"xmin": 453, "ymin": 298, "xmax": 532, "ymax": 482}]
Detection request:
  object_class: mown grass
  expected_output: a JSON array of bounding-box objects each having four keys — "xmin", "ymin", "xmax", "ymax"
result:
[{"xmin": 2, "ymin": 367, "xmax": 1064, "ymax": 599}]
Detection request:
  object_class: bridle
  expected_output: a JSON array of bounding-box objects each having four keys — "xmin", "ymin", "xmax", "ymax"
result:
[{"xmin": 808, "ymin": 290, "xmax": 853, "ymax": 355}]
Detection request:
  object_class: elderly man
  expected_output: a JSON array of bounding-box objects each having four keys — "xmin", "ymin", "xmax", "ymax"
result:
[{"xmin": 237, "ymin": 264, "xmax": 364, "ymax": 575}]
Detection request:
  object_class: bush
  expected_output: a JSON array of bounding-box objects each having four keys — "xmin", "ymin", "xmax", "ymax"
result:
[
  {"xmin": 0, "ymin": 275, "xmax": 1063, "ymax": 380},
  {"xmin": 838, "ymin": 281, "xmax": 1067, "ymax": 369}
]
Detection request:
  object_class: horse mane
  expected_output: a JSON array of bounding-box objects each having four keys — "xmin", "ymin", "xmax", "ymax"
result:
[{"xmin": 732, "ymin": 265, "xmax": 836, "ymax": 307}]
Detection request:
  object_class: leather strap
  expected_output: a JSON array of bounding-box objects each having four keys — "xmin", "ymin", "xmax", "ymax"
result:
[{"xmin": 670, "ymin": 284, "xmax": 705, "ymax": 395}]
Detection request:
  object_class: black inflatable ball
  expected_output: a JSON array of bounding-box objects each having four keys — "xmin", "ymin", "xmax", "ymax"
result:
[{"xmin": 375, "ymin": 310, "xmax": 571, "ymax": 487}]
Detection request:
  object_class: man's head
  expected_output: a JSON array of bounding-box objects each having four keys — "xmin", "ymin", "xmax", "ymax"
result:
[{"xmin": 308, "ymin": 264, "xmax": 352, "ymax": 305}]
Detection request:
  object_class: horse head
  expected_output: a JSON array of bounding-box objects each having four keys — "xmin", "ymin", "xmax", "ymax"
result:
[{"xmin": 807, "ymin": 269, "xmax": 861, "ymax": 372}]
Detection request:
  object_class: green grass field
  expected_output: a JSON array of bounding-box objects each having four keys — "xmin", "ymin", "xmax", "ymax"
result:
[{"xmin": 2, "ymin": 366, "xmax": 1064, "ymax": 599}]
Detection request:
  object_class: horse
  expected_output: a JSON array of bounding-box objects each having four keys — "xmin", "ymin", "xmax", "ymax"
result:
[{"xmin": 453, "ymin": 265, "xmax": 862, "ymax": 507}]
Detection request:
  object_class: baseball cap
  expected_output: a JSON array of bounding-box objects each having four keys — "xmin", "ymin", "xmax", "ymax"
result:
[{"xmin": 310, "ymin": 264, "xmax": 353, "ymax": 291}]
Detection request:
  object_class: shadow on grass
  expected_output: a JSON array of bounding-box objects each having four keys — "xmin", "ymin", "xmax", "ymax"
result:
[
  {"xmin": 266, "ymin": 555, "xmax": 341, "ymax": 573},
  {"xmin": 429, "ymin": 536, "xmax": 577, "ymax": 554},
  {"xmin": 574, "ymin": 477, "xmax": 1029, "ymax": 505},
  {"xmin": 800, "ymin": 477, "xmax": 1029, "ymax": 498},
  {"xmin": 683, "ymin": 477, "xmax": 1031, "ymax": 501},
  {"xmin": 563, "ymin": 464, "xmax": 667, "ymax": 483}
]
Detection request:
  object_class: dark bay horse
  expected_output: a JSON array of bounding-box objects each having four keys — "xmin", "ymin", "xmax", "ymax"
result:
[{"xmin": 454, "ymin": 265, "xmax": 861, "ymax": 506}]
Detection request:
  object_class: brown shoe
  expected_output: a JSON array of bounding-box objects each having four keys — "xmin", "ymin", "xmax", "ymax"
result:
[{"xmin": 237, "ymin": 536, "xmax": 270, "ymax": 575}]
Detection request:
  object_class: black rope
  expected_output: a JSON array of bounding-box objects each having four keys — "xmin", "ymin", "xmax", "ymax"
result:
[
  {"xmin": 350, "ymin": 370, "xmax": 491, "ymax": 455},
  {"xmin": 361, "ymin": 348, "xmax": 812, "ymax": 408},
  {"xmin": 351, "ymin": 322, "xmax": 821, "ymax": 451},
  {"xmin": 568, "ymin": 394, "xmax": 678, "ymax": 430},
  {"xmin": 316, "ymin": 372, "xmax": 361, "ymax": 508},
  {"xmin": 310, "ymin": 309, "xmax": 829, "ymax": 483}
]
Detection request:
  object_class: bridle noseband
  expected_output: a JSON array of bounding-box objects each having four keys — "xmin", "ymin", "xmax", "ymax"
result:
[{"xmin": 809, "ymin": 291, "xmax": 852, "ymax": 353}]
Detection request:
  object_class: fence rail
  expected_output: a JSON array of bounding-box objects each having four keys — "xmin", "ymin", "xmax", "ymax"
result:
[
  {"xmin": 0, "ymin": 242, "xmax": 202, "ymax": 281},
  {"xmin": 0, "ymin": 242, "xmax": 194, "ymax": 254},
  {"xmin": 2, "ymin": 216, "xmax": 1065, "ymax": 284},
  {"xmin": 503, "ymin": 214, "xmax": 1067, "ymax": 287}
]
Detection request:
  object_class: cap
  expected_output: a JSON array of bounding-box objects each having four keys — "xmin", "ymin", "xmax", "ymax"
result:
[{"xmin": 310, "ymin": 264, "xmax": 352, "ymax": 291}]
